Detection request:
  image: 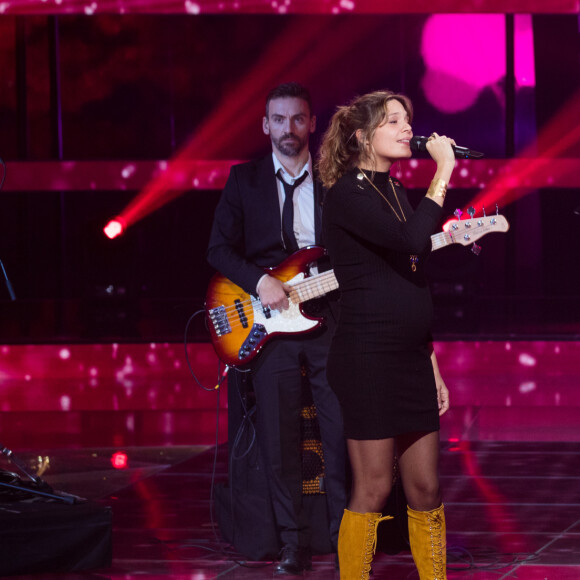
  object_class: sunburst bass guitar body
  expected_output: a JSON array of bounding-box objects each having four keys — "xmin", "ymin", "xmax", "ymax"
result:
[{"xmin": 205, "ymin": 246, "xmax": 336, "ymax": 367}]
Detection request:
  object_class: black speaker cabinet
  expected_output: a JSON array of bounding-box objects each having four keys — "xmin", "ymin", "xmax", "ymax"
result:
[{"xmin": 0, "ymin": 489, "xmax": 112, "ymax": 576}]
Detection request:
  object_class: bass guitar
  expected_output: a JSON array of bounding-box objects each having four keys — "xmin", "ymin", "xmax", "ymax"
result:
[{"xmin": 205, "ymin": 214, "xmax": 509, "ymax": 367}]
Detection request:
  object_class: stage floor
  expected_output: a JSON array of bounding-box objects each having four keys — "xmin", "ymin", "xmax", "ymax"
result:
[
  {"xmin": 0, "ymin": 340, "xmax": 579, "ymax": 578},
  {"xmin": 1, "ymin": 441, "xmax": 579, "ymax": 579}
]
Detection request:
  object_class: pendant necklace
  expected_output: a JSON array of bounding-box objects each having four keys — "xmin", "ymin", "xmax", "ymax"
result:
[{"xmin": 357, "ymin": 169, "xmax": 419, "ymax": 272}]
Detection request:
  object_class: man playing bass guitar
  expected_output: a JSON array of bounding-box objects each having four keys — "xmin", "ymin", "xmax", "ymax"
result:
[{"xmin": 206, "ymin": 82, "xmax": 346, "ymax": 576}]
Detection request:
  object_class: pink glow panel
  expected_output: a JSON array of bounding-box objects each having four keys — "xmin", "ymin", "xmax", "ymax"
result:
[
  {"xmin": 515, "ymin": 14, "xmax": 536, "ymax": 87},
  {"xmin": 0, "ymin": 341, "xmax": 578, "ymax": 448},
  {"xmin": 0, "ymin": 342, "xmax": 226, "ymax": 412},
  {"xmin": 5, "ymin": 159, "xmax": 580, "ymax": 194},
  {"xmin": 0, "ymin": 0, "xmax": 579, "ymax": 14},
  {"xmin": 1, "ymin": 341, "xmax": 578, "ymax": 413}
]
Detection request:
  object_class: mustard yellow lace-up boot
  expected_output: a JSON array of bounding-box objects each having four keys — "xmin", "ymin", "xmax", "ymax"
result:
[
  {"xmin": 337, "ymin": 508, "xmax": 393, "ymax": 580},
  {"xmin": 407, "ymin": 503, "xmax": 447, "ymax": 580}
]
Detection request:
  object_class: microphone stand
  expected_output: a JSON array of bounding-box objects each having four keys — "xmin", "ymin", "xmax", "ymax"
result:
[{"xmin": 0, "ymin": 443, "xmax": 77, "ymax": 504}]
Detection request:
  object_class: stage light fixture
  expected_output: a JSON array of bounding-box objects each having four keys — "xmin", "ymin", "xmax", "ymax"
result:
[{"xmin": 103, "ymin": 217, "xmax": 126, "ymax": 239}]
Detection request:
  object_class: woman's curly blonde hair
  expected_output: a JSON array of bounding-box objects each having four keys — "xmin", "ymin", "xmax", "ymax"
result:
[{"xmin": 317, "ymin": 90, "xmax": 413, "ymax": 190}]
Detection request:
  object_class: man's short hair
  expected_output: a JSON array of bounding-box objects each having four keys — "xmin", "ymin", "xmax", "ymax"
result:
[{"xmin": 265, "ymin": 82, "xmax": 312, "ymax": 117}]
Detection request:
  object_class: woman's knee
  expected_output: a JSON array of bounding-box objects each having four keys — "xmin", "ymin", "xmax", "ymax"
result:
[
  {"xmin": 352, "ymin": 475, "xmax": 392, "ymax": 507},
  {"xmin": 405, "ymin": 481, "xmax": 441, "ymax": 511}
]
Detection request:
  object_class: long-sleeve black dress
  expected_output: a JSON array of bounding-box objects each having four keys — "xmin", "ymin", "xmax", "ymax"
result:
[{"xmin": 322, "ymin": 168, "xmax": 444, "ymax": 440}]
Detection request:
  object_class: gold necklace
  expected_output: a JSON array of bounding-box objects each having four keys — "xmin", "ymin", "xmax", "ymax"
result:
[{"xmin": 357, "ymin": 169, "xmax": 419, "ymax": 272}]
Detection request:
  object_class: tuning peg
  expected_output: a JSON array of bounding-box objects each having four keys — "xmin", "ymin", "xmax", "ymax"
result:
[
  {"xmin": 454, "ymin": 208, "xmax": 463, "ymax": 220},
  {"xmin": 467, "ymin": 206, "xmax": 475, "ymax": 218},
  {"xmin": 482, "ymin": 207, "xmax": 487, "ymax": 217},
  {"xmin": 471, "ymin": 243, "xmax": 482, "ymax": 256},
  {"xmin": 495, "ymin": 204, "xmax": 499, "ymax": 215}
]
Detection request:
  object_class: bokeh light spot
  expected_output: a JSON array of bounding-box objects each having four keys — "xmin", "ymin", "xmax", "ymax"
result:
[{"xmin": 421, "ymin": 15, "xmax": 506, "ymax": 113}]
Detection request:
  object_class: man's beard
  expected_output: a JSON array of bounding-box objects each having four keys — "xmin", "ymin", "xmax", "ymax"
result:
[{"xmin": 272, "ymin": 133, "xmax": 306, "ymax": 157}]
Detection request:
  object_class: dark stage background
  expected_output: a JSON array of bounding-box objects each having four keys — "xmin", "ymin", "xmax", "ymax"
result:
[{"xmin": 0, "ymin": 12, "xmax": 579, "ymax": 345}]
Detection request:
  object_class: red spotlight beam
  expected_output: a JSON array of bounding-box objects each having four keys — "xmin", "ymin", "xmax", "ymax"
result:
[
  {"xmin": 466, "ymin": 88, "xmax": 580, "ymax": 214},
  {"xmin": 108, "ymin": 15, "xmax": 388, "ymax": 234},
  {"xmin": 113, "ymin": 16, "xmax": 331, "ymax": 232}
]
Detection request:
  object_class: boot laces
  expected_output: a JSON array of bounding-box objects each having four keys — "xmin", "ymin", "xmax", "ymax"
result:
[
  {"xmin": 427, "ymin": 511, "xmax": 445, "ymax": 579},
  {"xmin": 361, "ymin": 515, "xmax": 394, "ymax": 577}
]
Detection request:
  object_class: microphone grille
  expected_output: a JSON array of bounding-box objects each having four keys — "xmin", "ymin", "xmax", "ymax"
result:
[{"xmin": 409, "ymin": 135, "xmax": 428, "ymax": 152}]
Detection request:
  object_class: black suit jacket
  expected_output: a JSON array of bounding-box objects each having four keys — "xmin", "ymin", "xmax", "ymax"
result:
[{"xmin": 207, "ymin": 154, "xmax": 326, "ymax": 295}]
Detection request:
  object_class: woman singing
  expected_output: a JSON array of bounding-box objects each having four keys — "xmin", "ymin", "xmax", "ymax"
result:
[{"xmin": 318, "ymin": 90, "xmax": 455, "ymax": 579}]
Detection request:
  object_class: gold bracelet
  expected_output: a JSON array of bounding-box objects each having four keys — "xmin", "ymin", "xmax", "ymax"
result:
[{"xmin": 426, "ymin": 178, "xmax": 447, "ymax": 200}]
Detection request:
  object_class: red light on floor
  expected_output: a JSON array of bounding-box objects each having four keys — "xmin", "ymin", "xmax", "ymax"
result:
[
  {"xmin": 103, "ymin": 217, "xmax": 126, "ymax": 239},
  {"xmin": 111, "ymin": 451, "xmax": 128, "ymax": 469}
]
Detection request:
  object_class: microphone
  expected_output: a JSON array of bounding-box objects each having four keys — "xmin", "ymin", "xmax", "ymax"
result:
[{"xmin": 410, "ymin": 135, "xmax": 484, "ymax": 159}]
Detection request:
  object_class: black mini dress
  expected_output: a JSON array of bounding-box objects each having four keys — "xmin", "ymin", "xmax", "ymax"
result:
[{"xmin": 322, "ymin": 168, "xmax": 444, "ymax": 440}]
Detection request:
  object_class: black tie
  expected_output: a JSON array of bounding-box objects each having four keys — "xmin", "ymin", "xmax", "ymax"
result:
[{"xmin": 277, "ymin": 170, "xmax": 308, "ymax": 254}]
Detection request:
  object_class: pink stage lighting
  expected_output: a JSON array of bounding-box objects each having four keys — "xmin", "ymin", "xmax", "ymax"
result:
[
  {"xmin": 111, "ymin": 451, "xmax": 129, "ymax": 469},
  {"xmin": 421, "ymin": 14, "xmax": 506, "ymax": 114},
  {"xmin": 103, "ymin": 217, "xmax": 126, "ymax": 239}
]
